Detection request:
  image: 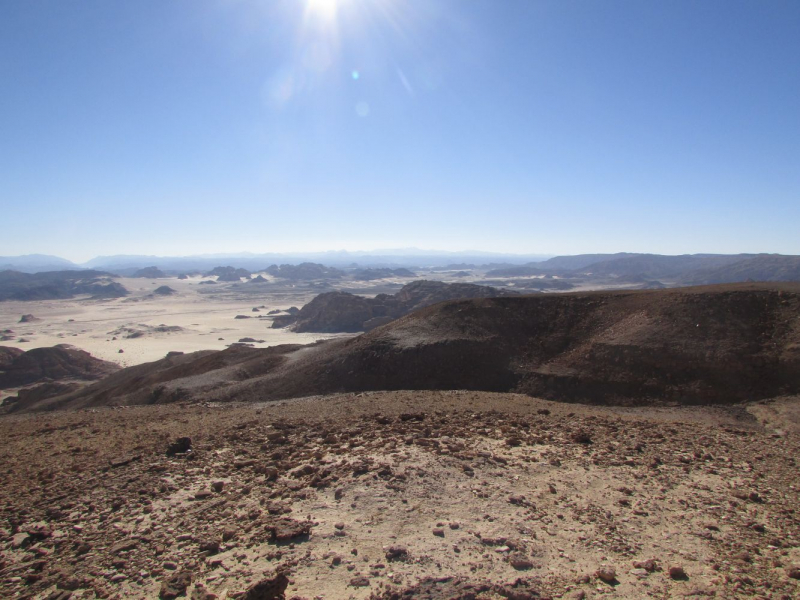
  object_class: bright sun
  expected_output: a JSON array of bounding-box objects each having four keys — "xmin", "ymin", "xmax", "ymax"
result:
[{"xmin": 306, "ymin": 0, "xmax": 340, "ymax": 21}]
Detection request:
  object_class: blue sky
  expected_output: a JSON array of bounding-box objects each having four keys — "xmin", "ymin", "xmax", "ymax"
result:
[{"xmin": 1, "ymin": 0, "xmax": 798, "ymax": 261}]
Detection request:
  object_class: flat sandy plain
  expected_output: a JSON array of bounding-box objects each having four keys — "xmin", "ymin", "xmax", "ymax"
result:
[{"xmin": 0, "ymin": 276, "xmax": 356, "ymax": 370}]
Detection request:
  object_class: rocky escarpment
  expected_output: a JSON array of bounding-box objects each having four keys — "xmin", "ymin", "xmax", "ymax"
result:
[{"xmin": 273, "ymin": 280, "xmax": 518, "ymax": 332}]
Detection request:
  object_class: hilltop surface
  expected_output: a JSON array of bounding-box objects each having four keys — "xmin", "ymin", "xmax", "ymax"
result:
[{"xmin": 0, "ymin": 391, "xmax": 797, "ymax": 599}]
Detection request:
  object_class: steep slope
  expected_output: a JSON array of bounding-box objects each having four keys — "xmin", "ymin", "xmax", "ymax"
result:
[{"xmin": 16, "ymin": 283, "xmax": 800, "ymax": 411}]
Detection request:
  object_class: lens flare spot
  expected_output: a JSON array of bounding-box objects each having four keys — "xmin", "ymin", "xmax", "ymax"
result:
[
  {"xmin": 355, "ymin": 101, "xmax": 370, "ymax": 117},
  {"xmin": 352, "ymin": 70, "xmax": 360, "ymax": 80}
]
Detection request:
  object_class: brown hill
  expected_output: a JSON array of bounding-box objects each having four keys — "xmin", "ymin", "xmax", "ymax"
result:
[
  {"xmin": 17, "ymin": 283, "xmax": 800, "ymax": 412},
  {"xmin": 0, "ymin": 345, "xmax": 120, "ymax": 388}
]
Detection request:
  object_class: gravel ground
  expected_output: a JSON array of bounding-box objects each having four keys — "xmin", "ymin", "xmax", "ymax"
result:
[{"xmin": 0, "ymin": 391, "xmax": 798, "ymax": 599}]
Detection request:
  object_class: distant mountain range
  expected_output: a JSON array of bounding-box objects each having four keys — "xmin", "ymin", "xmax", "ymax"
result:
[
  {"xmin": 485, "ymin": 252, "xmax": 800, "ymax": 285},
  {"xmin": 0, "ymin": 254, "xmax": 80, "ymax": 273},
  {"xmin": 1, "ymin": 251, "xmax": 550, "ymax": 274},
  {"xmin": 1, "ymin": 252, "xmax": 800, "ymax": 285}
]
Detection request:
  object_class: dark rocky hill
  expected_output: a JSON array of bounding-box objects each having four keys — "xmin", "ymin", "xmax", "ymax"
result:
[
  {"xmin": 273, "ymin": 280, "xmax": 517, "ymax": 332},
  {"xmin": 206, "ymin": 266, "xmax": 251, "ymax": 281},
  {"xmin": 17, "ymin": 283, "xmax": 800, "ymax": 412},
  {"xmin": 131, "ymin": 266, "xmax": 167, "ymax": 278},
  {"xmin": 0, "ymin": 270, "xmax": 127, "ymax": 301},
  {"xmin": 0, "ymin": 345, "xmax": 120, "ymax": 388},
  {"xmin": 153, "ymin": 286, "xmax": 176, "ymax": 295},
  {"xmin": 0, "ymin": 346, "xmax": 24, "ymax": 369},
  {"xmin": 264, "ymin": 263, "xmax": 343, "ymax": 280}
]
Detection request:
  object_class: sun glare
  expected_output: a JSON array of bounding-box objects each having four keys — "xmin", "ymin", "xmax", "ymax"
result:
[{"xmin": 306, "ymin": 0, "xmax": 341, "ymax": 21}]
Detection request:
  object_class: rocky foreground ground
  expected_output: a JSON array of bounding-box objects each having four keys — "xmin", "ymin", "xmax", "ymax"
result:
[{"xmin": 1, "ymin": 391, "xmax": 798, "ymax": 599}]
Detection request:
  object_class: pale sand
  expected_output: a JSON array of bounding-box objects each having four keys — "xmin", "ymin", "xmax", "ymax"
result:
[{"xmin": 0, "ymin": 276, "xmax": 352, "ymax": 368}]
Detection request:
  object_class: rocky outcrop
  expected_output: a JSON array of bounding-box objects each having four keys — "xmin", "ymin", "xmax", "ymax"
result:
[
  {"xmin": 0, "ymin": 270, "xmax": 128, "ymax": 301},
  {"xmin": 207, "ymin": 266, "xmax": 251, "ymax": 282},
  {"xmin": 273, "ymin": 280, "xmax": 517, "ymax": 333},
  {"xmin": 0, "ymin": 345, "xmax": 120, "ymax": 388},
  {"xmin": 0, "ymin": 346, "xmax": 24, "ymax": 369},
  {"xmin": 264, "ymin": 263, "xmax": 343, "ymax": 280},
  {"xmin": 132, "ymin": 267, "xmax": 167, "ymax": 278},
  {"xmin": 153, "ymin": 286, "xmax": 176, "ymax": 295}
]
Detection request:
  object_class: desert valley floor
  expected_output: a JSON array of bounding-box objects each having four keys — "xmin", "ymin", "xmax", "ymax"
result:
[{"xmin": 0, "ymin": 275, "xmax": 359, "ymax": 373}]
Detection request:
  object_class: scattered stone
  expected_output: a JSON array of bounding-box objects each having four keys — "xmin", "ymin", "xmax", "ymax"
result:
[
  {"xmin": 110, "ymin": 540, "xmax": 138, "ymax": 554},
  {"xmin": 596, "ymin": 566, "xmax": 617, "ymax": 583},
  {"xmin": 633, "ymin": 558, "xmax": 658, "ymax": 572},
  {"xmin": 190, "ymin": 583, "xmax": 217, "ymax": 600},
  {"xmin": 509, "ymin": 554, "xmax": 534, "ymax": 570},
  {"xmin": 266, "ymin": 518, "xmax": 312, "ymax": 542},
  {"xmin": 572, "ymin": 431, "xmax": 592, "ymax": 444},
  {"xmin": 385, "ymin": 546, "xmax": 408, "ymax": 561},
  {"xmin": 669, "ymin": 565, "xmax": 687, "ymax": 579},
  {"xmin": 166, "ymin": 437, "xmax": 192, "ymax": 456},
  {"xmin": 240, "ymin": 572, "xmax": 290, "ymax": 600},
  {"xmin": 349, "ymin": 576, "xmax": 370, "ymax": 587},
  {"xmin": 159, "ymin": 571, "xmax": 192, "ymax": 599},
  {"xmin": 433, "ymin": 528, "xmax": 445, "ymax": 537}
]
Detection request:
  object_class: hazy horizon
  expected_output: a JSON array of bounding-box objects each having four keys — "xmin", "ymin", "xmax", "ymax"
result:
[{"xmin": 2, "ymin": 1, "xmax": 799, "ymax": 259}]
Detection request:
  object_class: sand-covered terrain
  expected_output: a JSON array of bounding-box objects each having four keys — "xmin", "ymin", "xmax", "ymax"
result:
[{"xmin": 0, "ymin": 277, "xmax": 354, "ymax": 369}]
